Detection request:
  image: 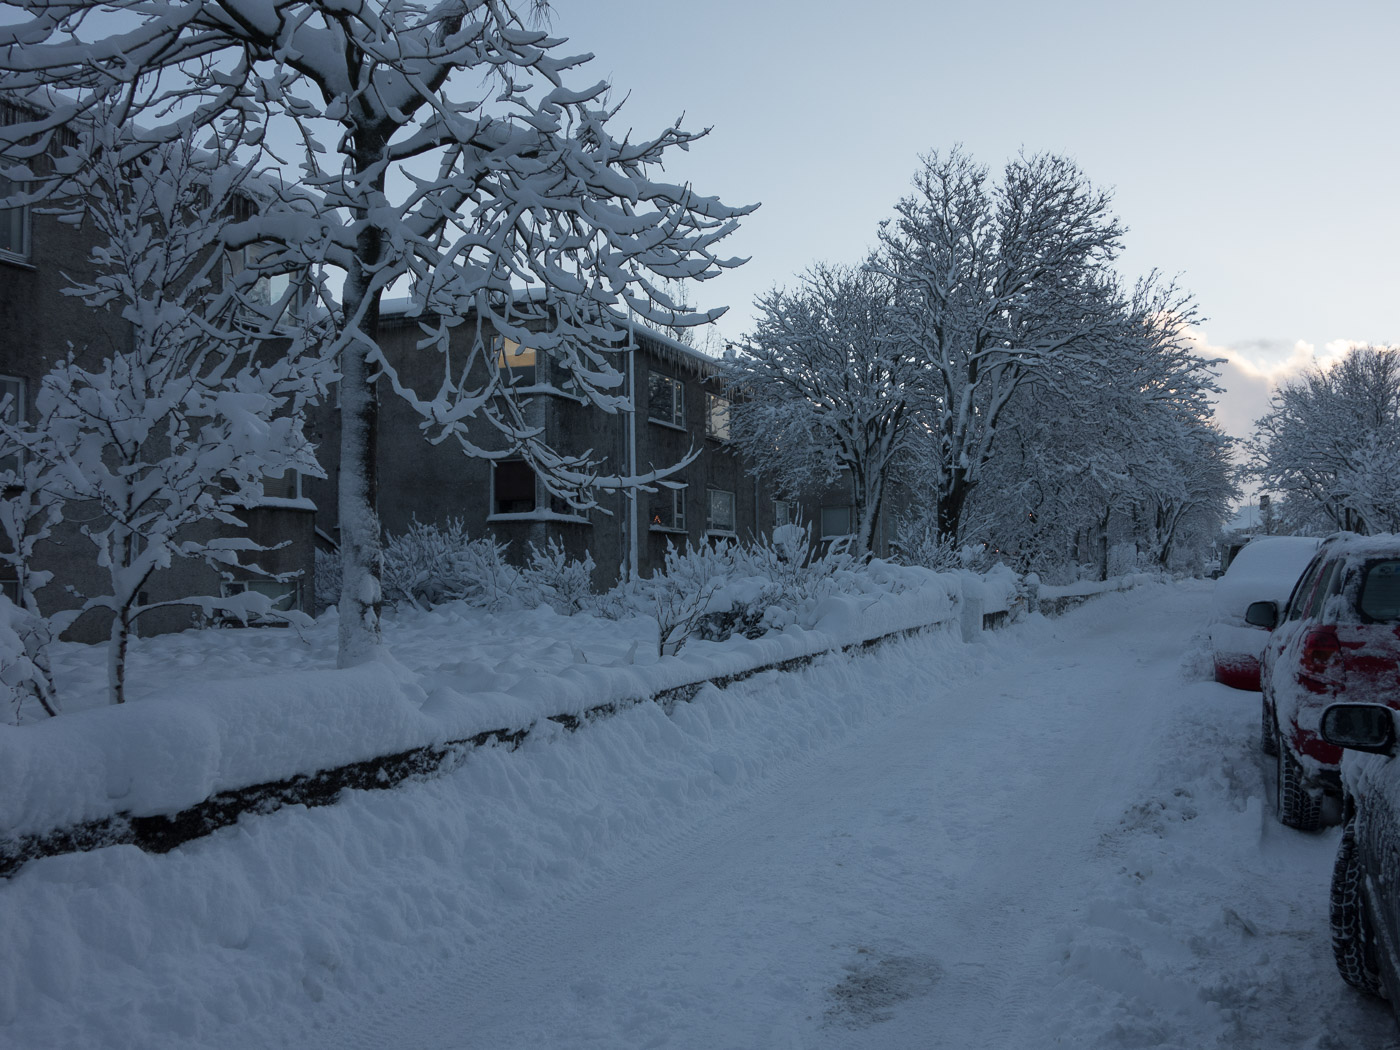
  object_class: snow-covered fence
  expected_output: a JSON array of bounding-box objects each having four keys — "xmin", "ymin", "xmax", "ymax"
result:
[
  {"xmin": 1032, "ymin": 571, "xmax": 1160, "ymax": 616},
  {"xmin": 0, "ymin": 567, "xmax": 1145, "ymax": 877}
]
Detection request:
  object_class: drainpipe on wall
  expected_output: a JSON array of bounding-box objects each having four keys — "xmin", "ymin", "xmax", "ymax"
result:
[{"xmin": 627, "ymin": 325, "xmax": 639, "ymax": 581}]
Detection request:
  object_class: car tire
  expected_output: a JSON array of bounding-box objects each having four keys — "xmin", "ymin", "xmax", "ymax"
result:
[
  {"xmin": 1261, "ymin": 697, "xmax": 1278, "ymax": 756},
  {"xmin": 1331, "ymin": 819, "xmax": 1384, "ymax": 996},
  {"xmin": 1277, "ymin": 743, "xmax": 1325, "ymax": 831}
]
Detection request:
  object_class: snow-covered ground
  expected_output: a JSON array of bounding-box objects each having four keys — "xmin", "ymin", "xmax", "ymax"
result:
[{"xmin": 3, "ymin": 579, "xmax": 1397, "ymax": 1048}]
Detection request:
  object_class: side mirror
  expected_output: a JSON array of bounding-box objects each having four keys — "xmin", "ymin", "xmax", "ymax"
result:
[
  {"xmin": 1320, "ymin": 703, "xmax": 1398, "ymax": 757},
  {"xmin": 1245, "ymin": 600, "xmax": 1278, "ymax": 629}
]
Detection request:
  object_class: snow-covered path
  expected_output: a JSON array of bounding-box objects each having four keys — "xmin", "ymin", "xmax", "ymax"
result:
[
  {"xmin": 5, "ymin": 581, "xmax": 1399, "ymax": 1049},
  {"xmin": 306, "ymin": 582, "xmax": 1393, "ymax": 1049}
]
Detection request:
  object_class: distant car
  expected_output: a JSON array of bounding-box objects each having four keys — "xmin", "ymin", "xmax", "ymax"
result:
[
  {"xmin": 1209, "ymin": 536, "xmax": 1320, "ymax": 690},
  {"xmin": 1252, "ymin": 533, "xmax": 1400, "ymax": 829},
  {"xmin": 1319, "ymin": 701, "xmax": 1400, "ymax": 1004}
]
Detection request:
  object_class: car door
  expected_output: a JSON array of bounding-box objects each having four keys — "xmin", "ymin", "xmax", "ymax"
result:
[{"xmin": 1262, "ymin": 554, "xmax": 1327, "ymax": 700}]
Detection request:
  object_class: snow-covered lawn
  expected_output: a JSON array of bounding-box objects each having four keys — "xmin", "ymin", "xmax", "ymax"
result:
[{"xmin": 3, "ymin": 579, "xmax": 1397, "ymax": 1048}]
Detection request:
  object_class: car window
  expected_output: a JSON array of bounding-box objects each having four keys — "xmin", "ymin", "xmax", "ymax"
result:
[
  {"xmin": 1304, "ymin": 559, "xmax": 1341, "ymax": 620},
  {"xmin": 1358, "ymin": 560, "xmax": 1400, "ymax": 623},
  {"xmin": 1287, "ymin": 556, "xmax": 1326, "ymax": 621}
]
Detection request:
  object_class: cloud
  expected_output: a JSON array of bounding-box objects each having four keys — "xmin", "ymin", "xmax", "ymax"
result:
[{"xmin": 1189, "ymin": 332, "xmax": 1379, "ymax": 442}]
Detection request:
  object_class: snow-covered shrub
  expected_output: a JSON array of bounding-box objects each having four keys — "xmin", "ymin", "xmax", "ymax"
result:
[
  {"xmin": 314, "ymin": 548, "xmax": 342, "ymax": 617},
  {"xmin": 381, "ymin": 519, "xmax": 523, "ymax": 611},
  {"xmin": 523, "ymin": 539, "xmax": 595, "ymax": 615},
  {"xmin": 0, "ymin": 595, "xmax": 59, "ymax": 723},
  {"xmin": 893, "ymin": 515, "xmax": 993, "ymax": 573}
]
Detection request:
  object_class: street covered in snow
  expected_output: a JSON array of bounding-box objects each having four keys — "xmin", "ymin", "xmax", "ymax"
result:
[{"xmin": 3, "ymin": 580, "xmax": 1399, "ymax": 1049}]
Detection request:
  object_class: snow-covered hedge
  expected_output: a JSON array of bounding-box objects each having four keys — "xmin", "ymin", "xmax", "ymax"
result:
[{"xmin": 0, "ymin": 560, "xmax": 956, "ymax": 848}]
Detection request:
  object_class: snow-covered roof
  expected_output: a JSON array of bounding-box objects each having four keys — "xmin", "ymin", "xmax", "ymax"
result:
[{"xmin": 379, "ymin": 294, "xmax": 725, "ymax": 378}]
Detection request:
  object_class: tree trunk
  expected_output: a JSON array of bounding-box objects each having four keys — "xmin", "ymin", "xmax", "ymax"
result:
[
  {"xmin": 937, "ymin": 473, "xmax": 972, "ymax": 547},
  {"xmin": 1098, "ymin": 507, "xmax": 1111, "ymax": 582},
  {"xmin": 107, "ymin": 603, "xmax": 132, "ymax": 705},
  {"xmin": 336, "ymin": 240, "xmax": 385, "ymax": 668},
  {"xmin": 852, "ymin": 468, "xmax": 886, "ymax": 559}
]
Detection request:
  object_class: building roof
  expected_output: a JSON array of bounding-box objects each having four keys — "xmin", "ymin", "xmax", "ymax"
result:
[{"xmin": 378, "ymin": 294, "xmax": 726, "ymax": 378}]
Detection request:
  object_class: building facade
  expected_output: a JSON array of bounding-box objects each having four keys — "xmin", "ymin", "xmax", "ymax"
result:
[
  {"xmin": 0, "ymin": 95, "xmax": 316, "ymax": 642},
  {"xmin": 308, "ymin": 307, "xmax": 791, "ymax": 591}
]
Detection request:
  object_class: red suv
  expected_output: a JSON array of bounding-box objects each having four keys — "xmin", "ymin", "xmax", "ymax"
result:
[{"xmin": 1250, "ymin": 533, "xmax": 1400, "ymax": 829}]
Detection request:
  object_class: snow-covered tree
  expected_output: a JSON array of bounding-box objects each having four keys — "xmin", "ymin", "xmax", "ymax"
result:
[
  {"xmin": 725, "ymin": 264, "xmax": 915, "ymax": 557},
  {"xmin": 0, "ymin": 446, "xmax": 62, "ymax": 717},
  {"xmin": 935, "ymin": 278, "xmax": 1232, "ymax": 578},
  {"xmin": 1, "ymin": 0, "xmax": 751, "ymax": 667},
  {"xmin": 875, "ymin": 148, "xmax": 1126, "ymax": 546},
  {"xmin": 0, "ymin": 124, "xmax": 327, "ymax": 704},
  {"xmin": 1249, "ymin": 345, "xmax": 1400, "ymax": 534}
]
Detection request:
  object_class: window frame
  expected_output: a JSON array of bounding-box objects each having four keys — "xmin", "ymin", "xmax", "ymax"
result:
[
  {"xmin": 706, "ymin": 487, "xmax": 737, "ymax": 536},
  {"xmin": 705, "ymin": 393, "xmax": 731, "ymax": 442},
  {"xmin": 0, "ymin": 375, "xmax": 24, "ymax": 477},
  {"xmin": 820, "ymin": 505, "xmax": 854, "ymax": 541},
  {"xmin": 772, "ymin": 499, "xmax": 795, "ymax": 529},
  {"xmin": 496, "ymin": 336, "xmax": 538, "ymax": 387},
  {"xmin": 647, "ymin": 371, "xmax": 685, "ymax": 429},
  {"xmin": 491, "ymin": 458, "xmax": 537, "ymax": 515},
  {"xmin": 0, "ymin": 170, "xmax": 31, "ymax": 265},
  {"xmin": 261, "ymin": 468, "xmax": 302, "ymax": 501},
  {"xmin": 224, "ymin": 243, "xmax": 310, "ymax": 325},
  {"xmin": 650, "ymin": 487, "xmax": 687, "ymax": 533}
]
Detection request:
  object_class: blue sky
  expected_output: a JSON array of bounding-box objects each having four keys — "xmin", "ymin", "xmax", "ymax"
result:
[{"xmin": 548, "ymin": 0, "xmax": 1399, "ymax": 440}]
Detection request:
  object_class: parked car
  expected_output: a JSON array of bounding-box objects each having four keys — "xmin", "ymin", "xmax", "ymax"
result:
[
  {"xmin": 1209, "ymin": 535, "xmax": 1320, "ymax": 690},
  {"xmin": 1251, "ymin": 533, "xmax": 1400, "ymax": 829},
  {"xmin": 1318, "ymin": 701, "xmax": 1400, "ymax": 1004}
]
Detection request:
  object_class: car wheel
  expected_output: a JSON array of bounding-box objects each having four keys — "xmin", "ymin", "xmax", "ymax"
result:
[
  {"xmin": 1277, "ymin": 742, "xmax": 1325, "ymax": 831},
  {"xmin": 1331, "ymin": 819, "xmax": 1384, "ymax": 996},
  {"xmin": 1261, "ymin": 697, "xmax": 1278, "ymax": 756}
]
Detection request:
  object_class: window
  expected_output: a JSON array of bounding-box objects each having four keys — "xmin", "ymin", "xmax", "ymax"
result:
[
  {"xmin": 0, "ymin": 171, "xmax": 29, "ymax": 262},
  {"xmin": 0, "ymin": 375, "xmax": 22, "ymax": 477},
  {"xmin": 0, "ymin": 575, "xmax": 17, "ymax": 605},
  {"xmin": 1359, "ymin": 560, "xmax": 1400, "ymax": 623},
  {"xmin": 705, "ymin": 394, "xmax": 731, "ymax": 441},
  {"xmin": 1287, "ymin": 556, "xmax": 1326, "ymax": 622},
  {"xmin": 1304, "ymin": 559, "xmax": 1342, "ymax": 619},
  {"xmin": 497, "ymin": 337, "xmax": 537, "ymax": 386},
  {"xmin": 651, "ymin": 488, "xmax": 686, "ymax": 531},
  {"xmin": 225, "ymin": 244, "xmax": 308, "ymax": 322},
  {"xmin": 261, "ymin": 469, "xmax": 301, "ymax": 501},
  {"xmin": 493, "ymin": 459, "xmax": 536, "ymax": 514},
  {"xmin": 706, "ymin": 488, "xmax": 736, "ymax": 534},
  {"xmin": 820, "ymin": 506, "xmax": 853, "ymax": 540},
  {"xmin": 773, "ymin": 499, "xmax": 795, "ymax": 528},
  {"xmin": 648, "ymin": 371, "xmax": 684, "ymax": 428}
]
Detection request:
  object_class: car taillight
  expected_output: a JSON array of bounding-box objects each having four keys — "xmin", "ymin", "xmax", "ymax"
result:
[{"xmin": 1301, "ymin": 625, "xmax": 1341, "ymax": 673}]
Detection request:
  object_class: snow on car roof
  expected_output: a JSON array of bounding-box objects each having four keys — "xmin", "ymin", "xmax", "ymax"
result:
[{"xmin": 1212, "ymin": 535, "xmax": 1321, "ymax": 617}]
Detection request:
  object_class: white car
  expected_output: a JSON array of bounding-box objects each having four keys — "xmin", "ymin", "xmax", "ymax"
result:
[{"xmin": 1209, "ymin": 535, "xmax": 1320, "ymax": 690}]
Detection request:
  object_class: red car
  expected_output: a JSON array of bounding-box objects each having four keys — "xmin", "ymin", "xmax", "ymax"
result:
[{"xmin": 1252, "ymin": 533, "xmax": 1400, "ymax": 829}]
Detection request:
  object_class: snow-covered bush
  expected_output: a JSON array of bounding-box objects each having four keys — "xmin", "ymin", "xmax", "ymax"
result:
[
  {"xmin": 314, "ymin": 548, "xmax": 342, "ymax": 617},
  {"xmin": 523, "ymin": 540, "xmax": 596, "ymax": 616},
  {"xmin": 0, "ymin": 595, "xmax": 59, "ymax": 723},
  {"xmin": 381, "ymin": 519, "xmax": 522, "ymax": 612},
  {"xmin": 893, "ymin": 515, "xmax": 996, "ymax": 573}
]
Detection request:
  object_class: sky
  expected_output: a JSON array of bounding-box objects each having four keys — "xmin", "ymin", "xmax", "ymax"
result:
[{"xmin": 547, "ymin": 0, "xmax": 1399, "ymax": 443}]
